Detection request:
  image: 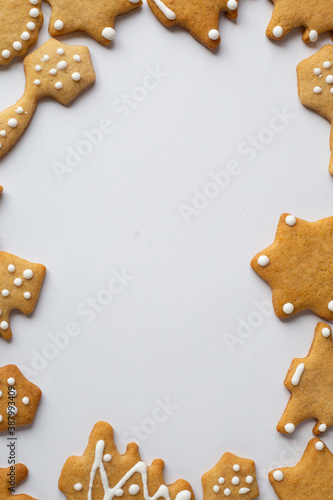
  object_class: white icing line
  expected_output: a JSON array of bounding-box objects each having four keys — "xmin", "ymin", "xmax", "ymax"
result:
[
  {"xmin": 151, "ymin": 0, "xmax": 176, "ymax": 20},
  {"xmin": 291, "ymin": 363, "xmax": 305, "ymax": 386}
]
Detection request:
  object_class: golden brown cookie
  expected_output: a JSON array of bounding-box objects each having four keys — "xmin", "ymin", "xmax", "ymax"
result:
[
  {"xmin": 0, "ymin": 38, "xmax": 95, "ymax": 160},
  {"xmin": 45, "ymin": 0, "xmax": 142, "ymax": 45},
  {"xmin": 0, "ymin": 0, "xmax": 43, "ymax": 65},
  {"xmin": 266, "ymin": 0, "xmax": 333, "ymax": 43},
  {"xmin": 269, "ymin": 438, "xmax": 333, "ymax": 499},
  {"xmin": 202, "ymin": 452, "xmax": 259, "ymax": 499},
  {"xmin": 297, "ymin": 45, "xmax": 333, "ymax": 175},
  {"xmin": 147, "ymin": 0, "xmax": 239, "ymax": 50},
  {"xmin": 251, "ymin": 213, "xmax": 333, "ymax": 320},
  {"xmin": 277, "ymin": 322, "xmax": 333, "ymax": 436},
  {"xmin": 59, "ymin": 421, "xmax": 194, "ymax": 500},
  {"xmin": 0, "ymin": 365, "xmax": 41, "ymax": 432},
  {"xmin": 0, "ymin": 463, "xmax": 38, "ymax": 499}
]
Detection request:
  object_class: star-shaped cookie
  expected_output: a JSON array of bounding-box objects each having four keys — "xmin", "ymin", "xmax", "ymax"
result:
[
  {"xmin": 45, "ymin": 0, "xmax": 142, "ymax": 45},
  {"xmin": 251, "ymin": 213, "xmax": 333, "ymax": 320},
  {"xmin": 269, "ymin": 438, "xmax": 333, "ymax": 499},
  {"xmin": 297, "ymin": 45, "xmax": 333, "ymax": 176},
  {"xmin": 277, "ymin": 322, "xmax": 333, "ymax": 436},
  {"xmin": 0, "ymin": 464, "xmax": 38, "ymax": 500},
  {"xmin": 266, "ymin": 0, "xmax": 333, "ymax": 43},
  {"xmin": 147, "ymin": 0, "xmax": 239, "ymax": 50}
]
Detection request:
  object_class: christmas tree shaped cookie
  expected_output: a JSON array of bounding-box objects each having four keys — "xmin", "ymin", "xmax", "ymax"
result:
[
  {"xmin": 59, "ymin": 421, "xmax": 194, "ymax": 500},
  {"xmin": 0, "ymin": 463, "xmax": 38, "ymax": 499}
]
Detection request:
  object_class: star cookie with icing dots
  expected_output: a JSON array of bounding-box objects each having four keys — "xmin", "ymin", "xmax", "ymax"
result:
[
  {"xmin": 59, "ymin": 421, "xmax": 194, "ymax": 500},
  {"xmin": 251, "ymin": 213, "xmax": 333, "ymax": 320},
  {"xmin": 266, "ymin": 0, "xmax": 333, "ymax": 43},
  {"xmin": 0, "ymin": 463, "xmax": 38, "ymax": 500},
  {"xmin": 202, "ymin": 452, "xmax": 259, "ymax": 499},
  {"xmin": 269, "ymin": 438, "xmax": 333, "ymax": 499},
  {"xmin": 277, "ymin": 322, "xmax": 333, "ymax": 436},
  {"xmin": 45, "ymin": 0, "xmax": 142, "ymax": 45},
  {"xmin": 0, "ymin": 0, "xmax": 43, "ymax": 65},
  {"xmin": 147, "ymin": 0, "xmax": 239, "ymax": 50}
]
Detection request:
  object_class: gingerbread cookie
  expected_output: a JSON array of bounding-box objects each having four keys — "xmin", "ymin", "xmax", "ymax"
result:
[
  {"xmin": 251, "ymin": 213, "xmax": 333, "ymax": 320},
  {"xmin": 269, "ymin": 438, "xmax": 333, "ymax": 499},
  {"xmin": 202, "ymin": 452, "xmax": 259, "ymax": 499},
  {"xmin": 59, "ymin": 421, "xmax": 194, "ymax": 500},
  {"xmin": 0, "ymin": 38, "xmax": 95, "ymax": 160},
  {"xmin": 297, "ymin": 45, "xmax": 333, "ymax": 176},
  {"xmin": 0, "ymin": 463, "xmax": 38, "ymax": 499},
  {"xmin": 45, "ymin": 0, "xmax": 142, "ymax": 45},
  {"xmin": 0, "ymin": 0, "xmax": 43, "ymax": 65},
  {"xmin": 0, "ymin": 365, "xmax": 41, "ymax": 432},
  {"xmin": 266, "ymin": 0, "xmax": 333, "ymax": 43},
  {"xmin": 0, "ymin": 251, "xmax": 45, "ymax": 340},
  {"xmin": 147, "ymin": 0, "xmax": 239, "ymax": 50}
]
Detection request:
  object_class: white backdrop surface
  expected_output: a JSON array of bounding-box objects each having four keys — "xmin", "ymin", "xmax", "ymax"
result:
[{"xmin": 0, "ymin": 1, "xmax": 333, "ymax": 499}]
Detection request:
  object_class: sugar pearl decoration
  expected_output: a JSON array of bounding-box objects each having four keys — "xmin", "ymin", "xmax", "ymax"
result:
[
  {"xmin": 102, "ymin": 27, "xmax": 116, "ymax": 40},
  {"xmin": 54, "ymin": 20, "xmax": 64, "ymax": 30},
  {"xmin": 316, "ymin": 441, "xmax": 324, "ymax": 451},
  {"xmin": 285, "ymin": 215, "xmax": 296, "ymax": 226},
  {"xmin": 0, "ymin": 321, "xmax": 8, "ymax": 330},
  {"xmin": 7, "ymin": 377, "xmax": 15, "ymax": 386},
  {"xmin": 273, "ymin": 26, "xmax": 283, "ymax": 38},
  {"xmin": 208, "ymin": 29, "xmax": 220, "ymax": 41},
  {"xmin": 227, "ymin": 0, "xmax": 238, "ymax": 9},
  {"xmin": 22, "ymin": 397, "xmax": 30, "ymax": 405},
  {"xmin": 309, "ymin": 30, "xmax": 318, "ymax": 42},
  {"xmin": 283, "ymin": 303, "xmax": 294, "ymax": 315},
  {"xmin": 273, "ymin": 470, "xmax": 284, "ymax": 481},
  {"xmin": 284, "ymin": 423, "xmax": 295, "ymax": 433},
  {"xmin": 322, "ymin": 327, "xmax": 331, "ymax": 337},
  {"xmin": 258, "ymin": 255, "xmax": 269, "ymax": 267},
  {"xmin": 319, "ymin": 423, "xmax": 327, "ymax": 433},
  {"xmin": 8, "ymin": 265, "xmax": 15, "ymax": 272}
]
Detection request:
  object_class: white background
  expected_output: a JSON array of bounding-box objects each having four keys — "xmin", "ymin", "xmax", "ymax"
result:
[{"xmin": 0, "ymin": 1, "xmax": 333, "ymax": 499}]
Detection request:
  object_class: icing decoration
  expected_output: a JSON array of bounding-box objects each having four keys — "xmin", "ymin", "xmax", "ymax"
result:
[
  {"xmin": 0, "ymin": 38, "xmax": 95, "ymax": 160},
  {"xmin": 0, "ymin": 464, "xmax": 38, "ymax": 499},
  {"xmin": 0, "ymin": 0, "xmax": 43, "ymax": 65},
  {"xmin": 59, "ymin": 421, "xmax": 194, "ymax": 500},
  {"xmin": 251, "ymin": 213, "xmax": 333, "ymax": 319},
  {"xmin": 202, "ymin": 452, "xmax": 259, "ymax": 500},
  {"xmin": 0, "ymin": 365, "xmax": 41, "ymax": 432},
  {"xmin": 45, "ymin": 0, "xmax": 142, "ymax": 45},
  {"xmin": 147, "ymin": 0, "xmax": 239, "ymax": 50}
]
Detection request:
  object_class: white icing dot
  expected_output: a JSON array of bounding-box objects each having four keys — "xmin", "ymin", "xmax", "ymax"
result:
[
  {"xmin": 35, "ymin": 65, "xmax": 42, "ymax": 72},
  {"xmin": 283, "ymin": 302, "xmax": 294, "ymax": 315},
  {"xmin": 115, "ymin": 489, "xmax": 124, "ymax": 497},
  {"xmin": 314, "ymin": 68, "xmax": 321, "ymax": 75},
  {"xmin": 21, "ymin": 31, "xmax": 31, "ymax": 41},
  {"xmin": 2, "ymin": 289, "xmax": 9, "ymax": 297},
  {"xmin": 103, "ymin": 454, "xmax": 111, "ymax": 462},
  {"xmin": 319, "ymin": 423, "xmax": 327, "ymax": 433},
  {"xmin": 213, "ymin": 486, "xmax": 219, "ymax": 493},
  {"xmin": 0, "ymin": 130, "xmax": 6, "ymax": 137},
  {"xmin": 326, "ymin": 75, "xmax": 333, "ymax": 84},
  {"xmin": 273, "ymin": 470, "xmax": 284, "ymax": 481},
  {"xmin": 2, "ymin": 50, "xmax": 10, "ymax": 59},
  {"xmin": 30, "ymin": 0, "xmax": 39, "ymax": 4},
  {"xmin": 223, "ymin": 489, "xmax": 231, "ymax": 497},
  {"xmin": 233, "ymin": 464, "xmax": 240, "ymax": 472},
  {"xmin": 285, "ymin": 215, "xmax": 296, "ymax": 226},
  {"xmin": 24, "ymin": 292, "xmax": 31, "ymax": 300},
  {"xmin": 324, "ymin": 61, "xmax": 332, "ymax": 69},
  {"xmin": 34, "ymin": 79, "xmax": 41, "ymax": 86},
  {"xmin": 258, "ymin": 255, "xmax": 269, "ymax": 267},
  {"xmin": 239, "ymin": 489, "xmax": 250, "ymax": 495},
  {"xmin": 72, "ymin": 72, "xmax": 81, "ymax": 82},
  {"xmin": 57, "ymin": 60, "xmax": 67, "ymax": 70},
  {"xmin": 129, "ymin": 484, "xmax": 140, "ymax": 495},
  {"xmin": 57, "ymin": 48, "xmax": 65, "ymax": 56},
  {"xmin": 313, "ymin": 86, "xmax": 322, "ymax": 93},
  {"xmin": 74, "ymin": 483, "xmax": 82, "ymax": 491},
  {"xmin": 16, "ymin": 107, "xmax": 24, "ymax": 114},
  {"xmin": 7, "ymin": 406, "xmax": 17, "ymax": 415},
  {"xmin": 227, "ymin": 0, "xmax": 238, "ymax": 9},
  {"xmin": 218, "ymin": 478, "xmax": 225, "ymax": 484},
  {"xmin": 8, "ymin": 119, "xmax": 18, "ymax": 128},
  {"xmin": 0, "ymin": 321, "xmax": 8, "ymax": 330},
  {"xmin": 309, "ymin": 30, "xmax": 318, "ymax": 42},
  {"xmin": 29, "ymin": 8, "xmax": 39, "ymax": 18},
  {"xmin": 27, "ymin": 22, "xmax": 36, "ymax": 30},
  {"xmin": 330, "ymin": 89, "xmax": 333, "ymax": 94},
  {"xmin": 13, "ymin": 41, "xmax": 23, "ymax": 51},
  {"xmin": 273, "ymin": 26, "xmax": 283, "ymax": 38},
  {"xmin": 7, "ymin": 378, "xmax": 15, "ymax": 386},
  {"xmin": 246, "ymin": 476, "xmax": 253, "ymax": 484},
  {"xmin": 41, "ymin": 55, "xmax": 50, "ymax": 62},
  {"xmin": 73, "ymin": 55, "xmax": 81, "ymax": 62},
  {"xmin": 8, "ymin": 265, "xmax": 15, "ymax": 272},
  {"xmin": 102, "ymin": 27, "xmax": 116, "ymax": 40},
  {"xmin": 49, "ymin": 68, "xmax": 58, "ymax": 75},
  {"xmin": 328, "ymin": 301, "xmax": 333, "ymax": 312},
  {"xmin": 55, "ymin": 82, "xmax": 63, "ymax": 90},
  {"xmin": 54, "ymin": 20, "xmax": 64, "ymax": 30},
  {"xmin": 284, "ymin": 423, "xmax": 295, "ymax": 433},
  {"xmin": 322, "ymin": 327, "xmax": 331, "ymax": 337},
  {"xmin": 14, "ymin": 278, "xmax": 22, "ymax": 287},
  {"xmin": 23, "ymin": 269, "xmax": 33, "ymax": 279},
  {"xmin": 316, "ymin": 441, "xmax": 324, "ymax": 451},
  {"xmin": 22, "ymin": 397, "xmax": 30, "ymax": 405},
  {"xmin": 231, "ymin": 477, "xmax": 240, "ymax": 485},
  {"xmin": 208, "ymin": 29, "xmax": 220, "ymax": 41}
]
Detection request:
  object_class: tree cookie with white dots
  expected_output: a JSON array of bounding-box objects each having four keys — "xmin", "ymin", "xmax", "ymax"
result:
[
  {"xmin": 0, "ymin": 38, "xmax": 95, "ymax": 160},
  {"xmin": 0, "ymin": 463, "xmax": 38, "ymax": 499},
  {"xmin": 297, "ymin": 45, "xmax": 333, "ymax": 176},
  {"xmin": 202, "ymin": 452, "xmax": 259, "ymax": 499},
  {"xmin": 251, "ymin": 213, "xmax": 333, "ymax": 320},
  {"xmin": 59, "ymin": 421, "xmax": 194, "ymax": 500},
  {"xmin": 269, "ymin": 438, "xmax": 333, "ymax": 499},
  {"xmin": 0, "ymin": 251, "xmax": 45, "ymax": 340},
  {"xmin": 266, "ymin": 0, "xmax": 333, "ymax": 43},
  {"xmin": 147, "ymin": 0, "xmax": 239, "ymax": 50},
  {"xmin": 0, "ymin": 0, "xmax": 43, "ymax": 65},
  {"xmin": 0, "ymin": 364, "xmax": 41, "ymax": 432},
  {"xmin": 45, "ymin": 0, "xmax": 142, "ymax": 45}
]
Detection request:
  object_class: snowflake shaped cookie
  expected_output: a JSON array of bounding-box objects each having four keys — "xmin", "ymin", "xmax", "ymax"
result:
[
  {"xmin": 251, "ymin": 213, "xmax": 333, "ymax": 320},
  {"xmin": 59, "ymin": 421, "xmax": 194, "ymax": 500},
  {"xmin": 0, "ymin": 464, "xmax": 38, "ymax": 500},
  {"xmin": 147, "ymin": 0, "xmax": 239, "ymax": 50},
  {"xmin": 45, "ymin": 0, "xmax": 142, "ymax": 45},
  {"xmin": 269, "ymin": 439, "xmax": 333, "ymax": 499},
  {"xmin": 0, "ymin": 0, "xmax": 43, "ymax": 65},
  {"xmin": 202, "ymin": 452, "xmax": 259, "ymax": 499},
  {"xmin": 266, "ymin": 0, "xmax": 333, "ymax": 43}
]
